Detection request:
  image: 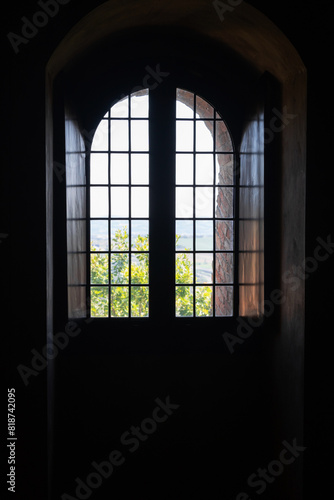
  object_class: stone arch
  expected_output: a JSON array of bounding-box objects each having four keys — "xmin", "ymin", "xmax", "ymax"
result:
[
  {"xmin": 47, "ymin": 1, "xmax": 305, "ymax": 82},
  {"xmin": 46, "ymin": 0, "xmax": 306, "ymax": 296}
]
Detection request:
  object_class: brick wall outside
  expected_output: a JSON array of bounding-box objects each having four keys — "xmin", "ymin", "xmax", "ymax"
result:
[{"xmin": 178, "ymin": 90, "xmax": 234, "ymax": 315}]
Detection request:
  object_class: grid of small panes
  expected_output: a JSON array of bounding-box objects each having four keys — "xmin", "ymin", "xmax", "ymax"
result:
[
  {"xmin": 175, "ymin": 89, "xmax": 235, "ymax": 317},
  {"xmin": 89, "ymin": 90, "xmax": 150, "ymax": 317}
]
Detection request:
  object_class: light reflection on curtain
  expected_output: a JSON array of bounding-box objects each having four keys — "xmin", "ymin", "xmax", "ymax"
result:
[
  {"xmin": 239, "ymin": 101, "xmax": 264, "ymax": 317},
  {"xmin": 65, "ymin": 110, "xmax": 87, "ymax": 318}
]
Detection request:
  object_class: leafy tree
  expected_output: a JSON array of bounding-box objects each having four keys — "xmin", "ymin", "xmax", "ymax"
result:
[
  {"xmin": 175, "ymin": 235, "xmax": 212, "ymax": 317},
  {"xmin": 91, "ymin": 228, "xmax": 212, "ymax": 317}
]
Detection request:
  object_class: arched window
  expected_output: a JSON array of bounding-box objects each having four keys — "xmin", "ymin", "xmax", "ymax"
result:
[{"xmin": 84, "ymin": 86, "xmax": 237, "ymax": 319}]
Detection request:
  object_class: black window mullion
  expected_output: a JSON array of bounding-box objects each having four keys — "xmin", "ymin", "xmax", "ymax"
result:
[
  {"xmin": 108, "ymin": 110, "xmax": 112, "ymax": 317},
  {"xmin": 86, "ymin": 149, "xmax": 92, "ymax": 318},
  {"xmin": 212, "ymin": 116, "xmax": 217, "ymax": 317},
  {"xmin": 234, "ymin": 152, "xmax": 240, "ymax": 316},
  {"xmin": 128, "ymin": 101, "xmax": 132, "ymax": 317},
  {"xmin": 149, "ymin": 84, "xmax": 176, "ymax": 321},
  {"xmin": 193, "ymin": 93, "xmax": 196, "ymax": 317}
]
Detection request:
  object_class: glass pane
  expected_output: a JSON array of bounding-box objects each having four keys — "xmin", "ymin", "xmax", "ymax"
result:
[
  {"xmin": 215, "ymin": 187, "xmax": 234, "ymax": 218},
  {"xmin": 216, "ymin": 253, "xmax": 234, "ymax": 284},
  {"xmin": 131, "ymin": 120, "xmax": 149, "ymax": 151},
  {"xmin": 239, "ymin": 187, "xmax": 264, "ymax": 218},
  {"xmin": 91, "ymin": 120, "xmax": 108, "ymax": 151},
  {"xmin": 90, "ymin": 154, "xmax": 108, "ymax": 184},
  {"xmin": 196, "ymin": 121, "xmax": 214, "ymax": 152},
  {"xmin": 176, "ymin": 121, "xmax": 194, "ymax": 151},
  {"xmin": 216, "ymin": 120, "xmax": 232, "ymax": 152},
  {"xmin": 176, "ymin": 220, "xmax": 193, "ymax": 251},
  {"xmin": 90, "ymin": 253, "xmax": 109, "ymax": 284},
  {"xmin": 131, "ymin": 220, "xmax": 149, "ymax": 250},
  {"xmin": 91, "ymin": 220, "xmax": 108, "ymax": 251},
  {"xmin": 196, "ymin": 96, "xmax": 214, "ymax": 119},
  {"xmin": 67, "ymin": 186, "xmax": 86, "ymax": 219},
  {"xmin": 67, "ymin": 220, "xmax": 86, "ymax": 252},
  {"xmin": 215, "ymin": 220, "xmax": 234, "ymax": 251},
  {"xmin": 131, "ymin": 90, "xmax": 149, "ymax": 118},
  {"xmin": 195, "ymin": 220, "xmax": 213, "ymax": 250},
  {"xmin": 110, "ymin": 120, "xmax": 129, "ymax": 151},
  {"xmin": 195, "ymin": 187, "xmax": 213, "ymax": 218},
  {"xmin": 240, "ymin": 154, "xmax": 264, "ymax": 185},
  {"xmin": 91, "ymin": 287, "xmax": 109, "ymax": 317},
  {"xmin": 195, "ymin": 286, "xmax": 213, "ymax": 317},
  {"xmin": 176, "ymin": 89, "xmax": 194, "ymax": 118},
  {"xmin": 131, "ymin": 286, "xmax": 149, "ymax": 317},
  {"xmin": 175, "ymin": 286, "xmax": 193, "ymax": 317},
  {"xmin": 110, "ymin": 287, "xmax": 129, "ymax": 317},
  {"xmin": 90, "ymin": 187, "xmax": 108, "ymax": 217},
  {"xmin": 239, "ymin": 253, "xmax": 264, "ymax": 285},
  {"xmin": 110, "ymin": 97, "xmax": 129, "ymax": 118},
  {"xmin": 196, "ymin": 253, "xmax": 213, "ymax": 283},
  {"xmin": 239, "ymin": 284, "xmax": 263, "ymax": 317},
  {"xmin": 131, "ymin": 187, "xmax": 149, "ymax": 218},
  {"xmin": 131, "ymin": 154, "xmax": 149, "ymax": 184},
  {"xmin": 196, "ymin": 154, "xmax": 213, "ymax": 185},
  {"xmin": 68, "ymin": 254, "xmax": 86, "ymax": 285},
  {"xmin": 239, "ymin": 220, "xmax": 263, "ymax": 252},
  {"xmin": 69, "ymin": 286, "xmax": 87, "ymax": 319},
  {"xmin": 176, "ymin": 187, "xmax": 193, "ymax": 218},
  {"xmin": 110, "ymin": 253, "xmax": 129, "ymax": 284},
  {"xmin": 110, "ymin": 221, "xmax": 129, "ymax": 251},
  {"xmin": 176, "ymin": 154, "xmax": 193, "ymax": 185},
  {"xmin": 176, "ymin": 253, "xmax": 193, "ymax": 284},
  {"xmin": 215, "ymin": 286, "xmax": 233, "ymax": 316},
  {"xmin": 110, "ymin": 187, "xmax": 129, "ymax": 217},
  {"xmin": 131, "ymin": 254, "xmax": 149, "ymax": 284},
  {"xmin": 216, "ymin": 154, "xmax": 234, "ymax": 185},
  {"xmin": 110, "ymin": 154, "xmax": 128, "ymax": 184}
]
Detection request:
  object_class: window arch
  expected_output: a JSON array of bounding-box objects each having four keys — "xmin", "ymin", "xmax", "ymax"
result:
[{"xmin": 84, "ymin": 86, "xmax": 237, "ymax": 319}]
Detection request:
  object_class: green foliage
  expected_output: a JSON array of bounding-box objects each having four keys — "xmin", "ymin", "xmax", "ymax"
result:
[
  {"xmin": 91, "ymin": 228, "xmax": 212, "ymax": 317},
  {"xmin": 195, "ymin": 286, "xmax": 213, "ymax": 317},
  {"xmin": 175, "ymin": 235, "xmax": 212, "ymax": 317}
]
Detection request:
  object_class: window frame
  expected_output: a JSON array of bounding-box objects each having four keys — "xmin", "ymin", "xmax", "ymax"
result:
[
  {"xmin": 85, "ymin": 83, "xmax": 240, "ymax": 321},
  {"xmin": 56, "ymin": 59, "xmax": 268, "ymax": 330}
]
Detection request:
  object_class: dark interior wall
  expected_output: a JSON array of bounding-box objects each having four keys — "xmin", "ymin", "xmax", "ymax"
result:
[
  {"xmin": 2, "ymin": 1, "xmax": 333, "ymax": 500},
  {"xmin": 49, "ymin": 28, "xmax": 273, "ymax": 500}
]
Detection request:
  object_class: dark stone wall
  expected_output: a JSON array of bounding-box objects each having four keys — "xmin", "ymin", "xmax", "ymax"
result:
[{"xmin": 2, "ymin": 2, "xmax": 333, "ymax": 500}]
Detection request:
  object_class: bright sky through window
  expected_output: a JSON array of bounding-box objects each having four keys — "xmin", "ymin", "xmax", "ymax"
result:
[{"xmin": 91, "ymin": 99, "xmax": 214, "ymax": 219}]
